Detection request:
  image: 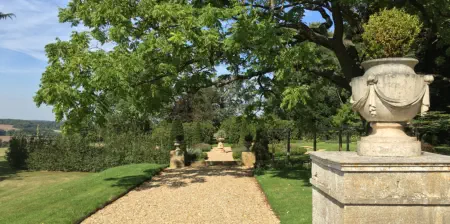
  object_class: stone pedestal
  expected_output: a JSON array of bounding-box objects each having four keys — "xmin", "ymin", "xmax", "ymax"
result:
[
  {"xmin": 169, "ymin": 150, "xmax": 184, "ymax": 169},
  {"xmin": 311, "ymin": 151, "xmax": 450, "ymax": 224},
  {"xmin": 241, "ymin": 152, "xmax": 255, "ymax": 168}
]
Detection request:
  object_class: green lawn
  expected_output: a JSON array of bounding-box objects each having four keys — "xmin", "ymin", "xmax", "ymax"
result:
[
  {"xmin": 256, "ymin": 167, "xmax": 312, "ymax": 224},
  {"xmin": 0, "ymin": 147, "xmax": 166, "ymax": 224},
  {"xmin": 293, "ymin": 141, "xmax": 357, "ymax": 151}
]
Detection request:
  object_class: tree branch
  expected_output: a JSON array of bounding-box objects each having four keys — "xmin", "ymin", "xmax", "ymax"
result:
[
  {"xmin": 309, "ymin": 68, "xmax": 350, "ymax": 91},
  {"xmin": 304, "ymin": 5, "xmax": 333, "ymax": 29},
  {"xmin": 331, "ymin": 2, "xmax": 344, "ymax": 41}
]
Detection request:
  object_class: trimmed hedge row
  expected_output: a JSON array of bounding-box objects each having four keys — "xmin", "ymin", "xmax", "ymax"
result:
[{"xmin": 6, "ymin": 133, "xmax": 170, "ymax": 172}]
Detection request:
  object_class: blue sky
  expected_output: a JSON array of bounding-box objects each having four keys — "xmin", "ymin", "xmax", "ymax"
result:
[{"xmin": 0, "ymin": 0, "xmax": 324, "ymax": 121}]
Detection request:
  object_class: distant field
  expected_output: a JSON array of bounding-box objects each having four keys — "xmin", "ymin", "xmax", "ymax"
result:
[
  {"xmin": 0, "ymin": 136, "xmax": 12, "ymax": 142},
  {"xmin": 0, "ymin": 124, "xmax": 17, "ymax": 131}
]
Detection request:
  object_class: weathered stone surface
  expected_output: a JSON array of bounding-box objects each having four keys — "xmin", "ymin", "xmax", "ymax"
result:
[
  {"xmin": 242, "ymin": 152, "xmax": 255, "ymax": 168},
  {"xmin": 350, "ymin": 58, "xmax": 434, "ymax": 157},
  {"xmin": 311, "ymin": 151, "xmax": 450, "ymax": 224},
  {"xmin": 169, "ymin": 150, "xmax": 184, "ymax": 169},
  {"xmin": 357, "ymin": 122, "xmax": 421, "ymax": 157}
]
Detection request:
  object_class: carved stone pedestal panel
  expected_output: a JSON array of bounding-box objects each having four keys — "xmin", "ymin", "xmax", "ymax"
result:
[{"xmin": 311, "ymin": 151, "xmax": 450, "ymax": 224}]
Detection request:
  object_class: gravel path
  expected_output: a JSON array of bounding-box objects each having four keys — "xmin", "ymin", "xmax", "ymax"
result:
[{"xmin": 83, "ymin": 166, "xmax": 279, "ymax": 224}]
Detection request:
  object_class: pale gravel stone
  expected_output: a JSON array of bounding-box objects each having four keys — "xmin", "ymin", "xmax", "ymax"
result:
[{"xmin": 83, "ymin": 166, "xmax": 279, "ymax": 224}]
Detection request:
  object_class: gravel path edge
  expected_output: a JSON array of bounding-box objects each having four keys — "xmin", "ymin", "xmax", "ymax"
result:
[{"xmin": 76, "ymin": 166, "xmax": 167, "ymax": 224}]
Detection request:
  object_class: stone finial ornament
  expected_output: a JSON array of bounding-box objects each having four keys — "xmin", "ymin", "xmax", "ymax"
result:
[{"xmin": 350, "ymin": 58, "xmax": 433, "ymax": 157}]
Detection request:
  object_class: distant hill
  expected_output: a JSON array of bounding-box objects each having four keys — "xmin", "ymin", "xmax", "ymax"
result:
[
  {"xmin": 0, "ymin": 119, "xmax": 61, "ymax": 130},
  {"xmin": 0, "ymin": 119, "xmax": 62, "ymax": 137}
]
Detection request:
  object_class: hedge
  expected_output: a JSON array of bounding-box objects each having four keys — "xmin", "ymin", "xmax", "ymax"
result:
[{"xmin": 6, "ymin": 133, "xmax": 170, "ymax": 172}]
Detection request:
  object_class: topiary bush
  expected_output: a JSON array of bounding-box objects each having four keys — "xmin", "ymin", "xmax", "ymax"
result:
[
  {"xmin": 362, "ymin": 8, "xmax": 422, "ymax": 59},
  {"xmin": 6, "ymin": 136, "xmax": 29, "ymax": 169}
]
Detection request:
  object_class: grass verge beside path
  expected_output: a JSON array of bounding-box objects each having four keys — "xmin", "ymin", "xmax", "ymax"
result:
[
  {"xmin": 0, "ymin": 148, "xmax": 166, "ymax": 224},
  {"xmin": 256, "ymin": 167, "xmax": 312, "ymax": 224},
  {"xmin": 292, "ymin": 141, "xmax": 357, "ymax": 151}
]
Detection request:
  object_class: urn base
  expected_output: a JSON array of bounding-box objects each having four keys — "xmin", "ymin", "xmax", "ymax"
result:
[{"xmin": 357, "ymin": 122, "xmax": 421, "ymax": 157}]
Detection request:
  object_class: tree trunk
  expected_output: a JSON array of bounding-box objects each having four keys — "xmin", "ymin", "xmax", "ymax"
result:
[
  {"xmin": 346, "ymin": 131, "xmax": 350, "ymax": 151},
  {"xmin": 313, "ymin": 127, "xmax": 317, "ymax": 152},
  {"xmin": 287, "ymin": 129, "xmax": 291, "ymax": 162},
  {"xmin": 338, "ymin": 129, "xmax": 342, "ymax": 151}
]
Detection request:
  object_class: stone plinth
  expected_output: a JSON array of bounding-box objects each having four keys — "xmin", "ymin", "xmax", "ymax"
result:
[
  {"xmin": 310, "ymin": 151, "xmax": 450, "ymax": 224},
  {"xmin": 241, "ymin": 152, "xmax": 255, "ymax": 168},
  {"xmin": 169, "ymin": 150, "xmax": 184, "ymax": 169}
]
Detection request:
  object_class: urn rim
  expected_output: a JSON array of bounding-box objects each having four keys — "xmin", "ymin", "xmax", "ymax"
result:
[{"xmin": 361, "ymin": 57, "xmax": 419, "ymax": 71}]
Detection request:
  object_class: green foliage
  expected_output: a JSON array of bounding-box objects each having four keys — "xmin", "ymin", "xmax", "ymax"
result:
[
  {"xmin": 6, "ymin": 133, "xmax": 169, "ymax": 172},
  {"xmin": 192, "ymin": 143, "xmax": 212, "ymax": 152},
  {"xmin": 331, "ymin": 103, "xmax": 361, "ymax": 128},
  {"xmin": 6, "ymin": 136, "xmax": 28, "ymax": 169},
  {"xmin": 193, "ymin": 122, "xmax": 202, "ymax": 144},
  {"xmin": 362, "ymin": 8, "xmax": 422, "ymax": 59},
  {"xmin": 183, "ymin": 121, "xmax": 216, "ymax": 147},
  {"xmin": 150, "ymin": 121, "xmax": 172, "ymax": 150},
  {"xmin": 412, "ymin": 111, "xmax": 450, "ymax": 145},
  {"xmin": 232, "ymin": 151, "xmax": 241, "ymax": 160},
  {"xmin": 252, "ymin": 127, "xmax": 271, "ymax": 167},
  {"xmin": 232, "ymin": 146, "xmax": 247, "ymax": 160},
  {"xmin": 281, "ymin": 85, "xmax": 310, "ymax": 110},
  {"xmin": 185, "ymin": 148, "xmax": 207, "ymax": 164},
  {"xmin": 213, "ymin": 129, "xmax": 227, "ymax": 140},
  {"xmin": 220, "ymin": 117, "xmax": 242, "ymax": 144},
  {"xmin": 170, "ymin": 119, "xmax": 184, "ymax": 143},
  {"xmin": 238, "ymin": 119, "xmax": 254, "ymax": 146},
  {"xmin": 272, "ymin": 144, "xmax": 307, "ymax": 157}
]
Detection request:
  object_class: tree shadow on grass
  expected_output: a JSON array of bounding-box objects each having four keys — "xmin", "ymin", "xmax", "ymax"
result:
[
  {"xmin": 264, "ymin": 168, "xmax": 312, "ymax": 187},
  {"xmin": 0, "ymin": 158, "xmax": 18, "ymax": 182},
  {"xmin": 104, "ymin": 168, "xmax": 162, "ymax": 188},
  {"xmin": 106, "ymin": 166, "xmax": 253, "ymax": 190}
]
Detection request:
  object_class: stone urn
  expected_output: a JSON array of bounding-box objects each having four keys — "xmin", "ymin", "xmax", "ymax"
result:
[
  {"xmin": 350, "ymin": 58, "xmax": 433, "ymax": 157},
  {"xmin": 174, "ymin": 141, "xmax": 182, "ymax": 156},
  {"xmin": 217, "ymin": 137, "xmax": 225, "ymax": 149}
]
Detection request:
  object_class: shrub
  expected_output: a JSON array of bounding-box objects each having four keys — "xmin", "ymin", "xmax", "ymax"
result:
[
  {"xmin": 170, "ymin": 119, "xmax": 184, "ymax": 143},
  {"xmin": 193, "ymin": 122, "xmax": 202, "ymax": 144},
  {"xmin": 434, "ymin": 146, "xmax": 450, "ymax": 155},
  {"xmin": 362, "ymin": 8, "xmax": 422, "ymax": 59},
  {"xmin": 213, "ymin": 129, "xmax": 227, "ymax": 140},
  {"xmin": 6, "ymin": 136, "xmax": 29, "ymax": 169},
  {"xmin": 185, "ymin": 148, "xmax": 203, "ymax": 164},
  {"xmin": 232, "ymin": 151, "xmax": 241, "ymax": 160},
  {"xmin": 183, "ymin": 121, "xmax": 216, "ymax": 147},
  {"xmin": 272, "ymin": 143, "xmax": 307, "ymax": 157},
  {"xmin": 220, "ymin": 117, "xmax": 241, "ymax": 144},
  {"xmin": 232, "ymin": 146, "xmax": 246, "ymax": 161},
  {"xmin": 192, "ymin": 143, "xmax": 212, "ymax": 152}
]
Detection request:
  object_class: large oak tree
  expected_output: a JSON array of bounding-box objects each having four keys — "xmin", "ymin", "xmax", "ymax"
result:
[{"xmin": 35, "ymin": 0, "xmax": 450, "ymax": 130}]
